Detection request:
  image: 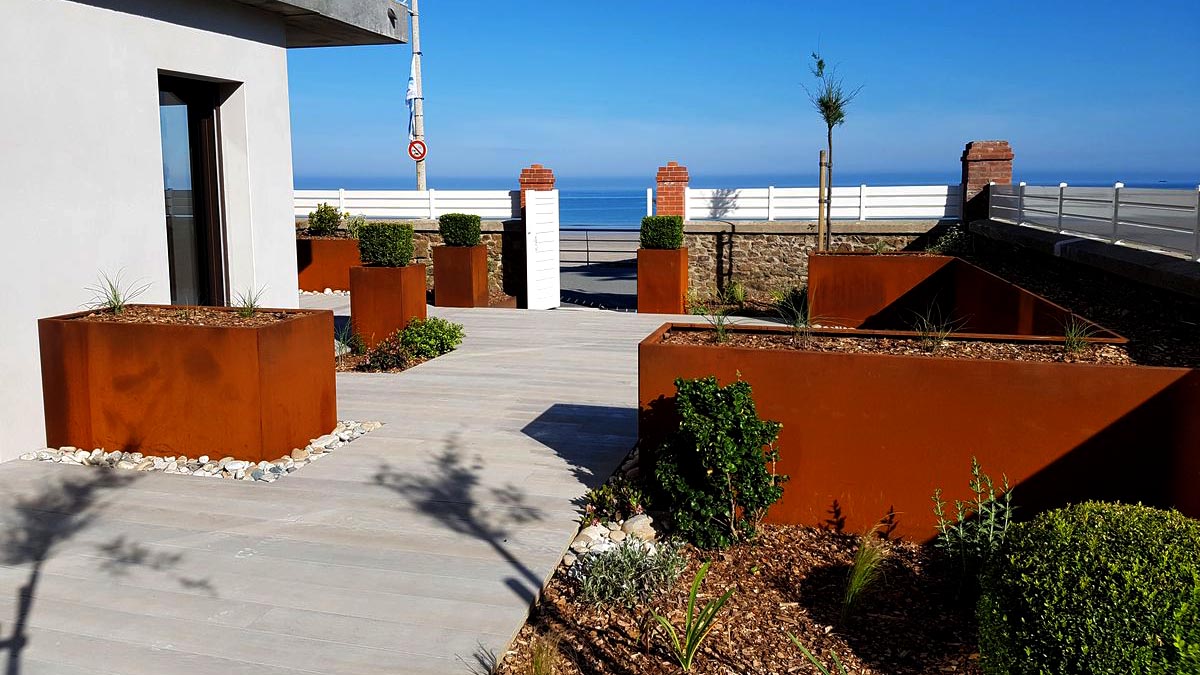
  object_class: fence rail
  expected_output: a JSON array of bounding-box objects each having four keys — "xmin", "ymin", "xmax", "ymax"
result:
[
  {"xmin": 295, "ymin": 189, "xmax": 520, "ymax": 220},
  {"xmin": 989, "ymin": 182, "xmax": 1200, "ymax": 262},
  {"xmin": 682, "ymin": 184, "xmax": 961, "ymax": 221},
  {"xmin": 559, "ymin": 228, "xmax": 639, "ymax": 266}
]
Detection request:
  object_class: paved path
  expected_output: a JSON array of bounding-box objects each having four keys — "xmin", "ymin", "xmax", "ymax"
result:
[{"xmin": 0, "ymin": 301, "xmax": 675, "ymax": 674}]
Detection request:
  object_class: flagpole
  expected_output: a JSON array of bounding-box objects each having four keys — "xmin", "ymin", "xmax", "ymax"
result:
[{"xmin": 409, "ymin": 0, "xmax": 426, "ymax": 191}]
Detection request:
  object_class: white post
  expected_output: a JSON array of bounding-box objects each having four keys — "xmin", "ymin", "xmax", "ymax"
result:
[
  {"xmin": 646, "ymin": 188, "xmax": 652, "ymax": 218},
  {"xmin": 338, "ymin": 187, "xmax": 346, "ymax": 213},
  {"xmin": 987, "ymin": 181, "xmax": 996, "ymax": 221},
  {"xmin": 858, "ymin": 184, "xmax": 867, "ymax": 221},
  {"xmin": 1192, "ymin": 185, "xmax": 1199, "ymax": 262},
  {"xmin": 767, "ymin": 185, "xmax": 776, "ymax": 221},
  {"xmin": 1057, "ymin": 182, "xmax": 1067, "ymax": 233},
  {"xmin": 428, "ymin": 188, "xmax": 436, "ymax": 219},
  {"xmin": 683, "ymin": 187, "xmax": 691, "ymax": 222},
  {"xmin": 1110, "ymin": 182, "xmax": 1123, "ymax": 243},
  {"xmin": 1016, "ymin": 181, "xmax": 1026, "ymax": 224}
]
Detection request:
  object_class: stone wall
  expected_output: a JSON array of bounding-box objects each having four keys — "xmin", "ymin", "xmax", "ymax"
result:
[{"xmin": 683, "ymin": 220, "xmax": 945, "ymax": 298}]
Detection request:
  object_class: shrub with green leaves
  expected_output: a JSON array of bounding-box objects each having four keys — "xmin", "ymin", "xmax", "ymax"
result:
[
  {"xmin": 400, "ymin": 317, "xmax": 464, "ymax": 359},
  {"xmin": 357, "ymin": 222, "xmax": 414, "ymax": 267},
  {"xmin": 583, "ymin": 475, "xmax": 647, "ymax": 524},
  {"xmin": 438, "ymin": 213, "xmax": 482, "ymax": 247},
  {"xmin": 653, "ymin": 377, "xmax": 785, "ymax": 549},
  {"xmin": 307, "ymin": 202, "xmax": 342, "ymax": 237},
  {"xmin": 640, "ymin": 215, "xmax": 684, "ymax": 250},
  {"xmin": 931, "ymin": 457, "xmax": 1014, "ymax": 581},
  {"xmin": 364, "ymin": 332, "xmax": 409, "ymax": 371},
  {"xmin": 978, "ymin": 502, "xmax": 1200, "ymax": 675},
  {"xmin": 568, "ymin": 539, "xmax": 687, "ymax": 608}
]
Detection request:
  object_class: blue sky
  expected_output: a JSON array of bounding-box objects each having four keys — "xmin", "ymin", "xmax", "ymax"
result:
[{"xmin": 287, "ymin": 0, "xmax": 1200, "ymax": 188}]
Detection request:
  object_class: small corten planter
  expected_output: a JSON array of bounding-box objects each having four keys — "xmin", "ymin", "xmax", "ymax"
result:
[
  {"xmin": 637, "ymin": 247, "xmax": 688, "ymax": 314},
  {"xmin": 349, "ymin": 264, "xmax": 427, "ymax": 348},
  {"xmin": 38, "ymin": 306, "xmax": 336, "ymax": 464},
  {"xmin": 296, "ymin": 237, "xmax": 361, "ymax": 291},
  {"xmin": 433, "ymin": 244, "xmax": 488, "ymax": 307}
]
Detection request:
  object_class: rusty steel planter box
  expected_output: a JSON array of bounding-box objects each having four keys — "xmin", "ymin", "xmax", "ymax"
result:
[
  {"xmin": 39, "ymin": 306, "xmax": 337, "ymax": 464},
  {"xmin": 639, "ymin": 323, "xmax": 1200, "ymax": 541},
  {"xmin": 637, "ymin": 247, "xmax": 688, "ymax": 314},
  {"xmin": 433, "ymin": 245, "xmax": 488, "ymax": 307},
  {"xmin": 296, "ymin": 237, "xmax": 361, "ymax": 291},
  {"xmin": 349, "ymin": 264, "xmax": 427, "ymax": 348}
]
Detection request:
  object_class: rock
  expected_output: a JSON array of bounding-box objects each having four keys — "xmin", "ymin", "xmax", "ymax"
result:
[
  {"xmin": 59, "ymin": 446, "xmax": 77, "ymax": 454},
  {"xmin": 197, "ymin": 455, "xmax": 209, "ymax": 464},
  {"xmin": 135, "ymin": 458, "xmax": 155, "ymax": 471},
  {"xmin": 73, "ymin": 449, "xmax": 90, "ymax": 463},
  {"xmin": 360, "ymin": 421, "xmax": 383, "ymax": 432},
  {"xmin": 19, "ymin": 453, "xmax": 35, "ymax": 461},
  {"xmin": 217, "ymin": 456, "xmax": 235, "ymax": 469},
  {"xmin": 605, "ymin": 521, "xmax": 621, "ymax": 531},
  {"xmin": 116, "ymin": 460, "xmax": 138, "ymax": 470},
  {"xmin": 323, "ymin": 288, "xmax": 333, "ymax": 294},
  {"xmin": 622, "ymin": 514, "xmax": 656, "ymax": 541},
  {"xmin": 311, "ymin": 434, "xmax": 339, "ymax": 449},
  {"xmin": 251, "ymin": 469, "xmax": 266, "ymax": 481},
  {"xmin": 224, "ymin": 460, "xmax": 249, "ymax": 472},
  {"xmin": 590, "ymin": 539, "xmax": 617, "ymax": 554},
  {"xmin": 36, "ymin": 449, "xmax": 60, "ymax": 461},
  {"xmin": 580, "ymin": 524, "xmax": 609, "ymax": 542},
  {"xmin": 562, "ymin": 553, "xmax": 577, "ymax": 567},
  {"xmin": 610, "ymin": 530, "xmax": 627, "ymax": 542}
]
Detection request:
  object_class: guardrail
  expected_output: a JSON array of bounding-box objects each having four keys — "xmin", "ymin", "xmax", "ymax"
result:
[
  {"xmin": 560, "ymin": 228, "xmax": 639, "ymax": 266},
  {"xmin": 295, "ymin": 188, "xmax": 519, "ymax": 220},
  {"xmin": 989, "ymin": 182, "xmax": 1200, "ymax": 262}
]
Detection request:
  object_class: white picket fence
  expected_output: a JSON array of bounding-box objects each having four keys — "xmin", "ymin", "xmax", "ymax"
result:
[
  {"xmin": 680, "ymin": 184, "xmax": 961, "ymax": 221},
  {"xmin": 295, "ymin": 189, "xmax": 520, "ymax": 220}
]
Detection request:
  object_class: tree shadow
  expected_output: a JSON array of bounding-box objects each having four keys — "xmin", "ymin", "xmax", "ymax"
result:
[{"xmin": 520, "ymin": 404, "xmax": 639, "ymax": 493}]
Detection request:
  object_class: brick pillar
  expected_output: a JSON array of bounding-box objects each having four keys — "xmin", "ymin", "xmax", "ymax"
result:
[
  {"xmin": 518, "ymin": 163, "xmax": 555, "ymax": 208},
  {"xmin": 960, "ymin": 140, "xmax": 1013, "ymax": 223},
  {"xmin": 655, "ymin": 161, "xmax": 689, "ymax": 218}
]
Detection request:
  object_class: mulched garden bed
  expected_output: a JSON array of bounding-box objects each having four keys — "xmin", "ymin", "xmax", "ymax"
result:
[
  {"xmin": 296, "ymin": 231, "xmax": 355, "ymax": 240},
  {"xmin": 76, "ymin": 305, "xmax": 296, "ymax": 328},
  {"xmin": 333, "ymin": 352, "xmax": 430, "ymax": 373},
  {"xmin": 662, "ymin": 327, "xmax": 1132, "ymax": 365},
  {"xmin": 499, "ymin": 525, "xmax": 981, "ymax": 675}
]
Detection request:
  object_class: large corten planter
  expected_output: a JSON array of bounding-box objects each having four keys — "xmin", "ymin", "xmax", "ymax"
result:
[
  {"xmin": 433, "ymin": 244, "xmax": 488, "ymax": 307},
  {"xmin": 296, "ymin": 237, "xmax": 361, "ymax": 291},
  {"xmin": 39, "ymin": 306, "xmax": 336, "ymax": 464},
  {"xmin": 637, "ymin": 247, "xmax": 688, "ymax": 314},
  {"xmin": 639, "ymin": 324, "xmax": 1200, "ymax": 541},
  {"xmin": 349, "ymin": 264, "xmax": 427, "ymax": 348}
]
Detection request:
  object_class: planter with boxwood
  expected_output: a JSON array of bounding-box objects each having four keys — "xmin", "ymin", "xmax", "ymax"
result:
[
  {"xmin": 637, "ymin": 215, "xmax": 688, "ymax": 314},
  {"xmin": 349, "ymin": 222, "xmax": 426, "ymax": 348},
  {"xmin": 433, "ymin": 213, "xmax": 489, "ymax": 308},
  {"xmin": 296, "ymin": 202, "xmax": 363, "ymax": 291}
]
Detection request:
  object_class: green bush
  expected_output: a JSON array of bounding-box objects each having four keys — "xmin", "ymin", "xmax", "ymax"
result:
[
  {"xmin": 583, "ymin": 475, "xmax": 647, "ymax": 524},
  {"xmin": 640, "ymin": 215, "xmax": 684, "ymax": 250},
  {"xmin": 568, "ymin": 539, "xmax": 687, "ymax": 608},
  {"xmin": 357, "ymin": 222, "xmax": 414, "ymax": 267},
  {"xmin": 344, "ymin": 214, "xmax": 367, "ymax": 239},
  {"xmin": 978, "ymin": 502, "xmax": 1200, "ymax": 675},
  {"xmin": 400, "ymin": 317, "xmax": 464, "ymax": 359},
  {"xmin": 364, "ymin": 332, "xmax": 409, "ymax": 371},
  {"xmin": 438, "ymin": 213, "xmax": 482, "ymax": 247},
  {"xmin": 931, "ymin": 457, "xmax": 1014, "ymax": 582},
  {"xmin": 653, "ymin": 377, "xmax": 785, "ymax": 549},
  {"xmin": 307, "ymin": 202, "xmax": 342, "ymax": 236}
]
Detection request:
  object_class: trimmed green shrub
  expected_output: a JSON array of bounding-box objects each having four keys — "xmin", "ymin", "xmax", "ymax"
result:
[
  {"xmin": 400, "ymin": 317, "xmax": 464, "ymax": 359},
  {"xmin": 567, "ymin": 539, "xmax": 687, "ymax": 608},
  {"xmin": 357, "ymin": 222, "xmax": 414, "ymax": 267},
  {"xmin": 438, "ymin": 213, "xmax": 482, "ymax": 247},
  {"xmin": 978, "ymin": 502, "xmax": 1200, "ymax": 675},
  {"xmin": 365, "ymin": 332, "xmax": 409, "ymax": 371},
  {"xmin": 640, "ymin": 215, "xmax": 684, "ymax": 250},
  {"xmin": 653, "ymin": 377, "xmax": 785, "ymax": 549},
  {"xmin": 307, "ymin": 202, "xmax": 342, "ymax": 236}
]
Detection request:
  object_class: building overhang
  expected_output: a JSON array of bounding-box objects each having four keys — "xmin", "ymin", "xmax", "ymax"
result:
[{"xmin": 230, "ymin": 0, "xmax": 408, "ymax": 47}]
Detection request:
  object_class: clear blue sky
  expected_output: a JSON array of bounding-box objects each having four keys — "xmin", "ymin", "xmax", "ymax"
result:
[{"xmin": 287, "ymin": 0, "xmax": 1200, "ymax": 188}]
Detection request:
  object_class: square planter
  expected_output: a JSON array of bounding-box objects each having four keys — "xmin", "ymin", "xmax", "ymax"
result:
[
  {"xmin": 349, "ymin": 264, "xmax": 427, "ymax": 348},
  {"xmin": 39, "ymin": 306, "xmax": 336, "ymax": 464},
  {"xmin": 637, "ymin": 247, "xmax": 688, "ymax": 314},
  {"xmin": 433, "ymin": 244, "xmax": 489, "ymax": 307},
  {"xmin": 296, "ymin": 237, "xmax": 361, "ymax": 291}
]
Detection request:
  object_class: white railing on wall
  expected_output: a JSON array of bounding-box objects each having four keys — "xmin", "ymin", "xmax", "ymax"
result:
[
  {"xmin": 679, "ymin": 184, "xmax": 961, "ymax": 222},
  {"xmin": 294, "ymin": 189, "xmax": 520, "ymax": 220},
  {"xmin": 989, "ymin": 182, "xmax": 1200, "ymax": 262}
]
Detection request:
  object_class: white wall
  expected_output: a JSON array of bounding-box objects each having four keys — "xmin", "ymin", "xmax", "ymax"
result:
[{"xmin": 0, "ymin": 0, "xmax": 300, "ymax": 462}]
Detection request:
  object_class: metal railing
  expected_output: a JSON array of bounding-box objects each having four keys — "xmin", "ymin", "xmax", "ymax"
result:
[
  {"xmin": 989, "ymin": 182, "xmax": 1200, "ymax": 262},
  {"xmin": 559, "ymin": 228, "xmax": 639, "ymax": 266}
]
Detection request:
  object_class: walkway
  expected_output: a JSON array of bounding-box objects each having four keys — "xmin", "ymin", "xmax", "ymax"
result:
[{"xmin": 0, "ymin": 302, "xmax": 674, "ymax": 674}]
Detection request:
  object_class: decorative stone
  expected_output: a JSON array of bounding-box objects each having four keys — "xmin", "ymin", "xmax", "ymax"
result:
[
  {"xmin": 622, "ymin": 514, "xmax": 656, "ymax": 541},
  {"xmin": 135, "ymin": 458, "xmax": 155, "ymax": 471},
  {"xmin": 197, "ymin": 455, "xmax": 209, "ymax": 464},
  {"xmin": 562, "ymin": 553, "xmax": 577, "ymax": 567},
  {"xmin": 224, "ymin": 460, "xmax": 249, "ymax": 472},
  {"xmin": 605, "ymin": 521, "xmax": 621, "ymax": 531},
  {"xmin": 19, "ymin": 453, "xmax": 35, "ymax": 461},
  {"xmin": 580, "ymin": 524, "xmax": 609, "ymax": 542},
  {"xmin": 116, "ymin": 460, "xmax": 138, "ymax": 470},
  {"xmin": 609, "ymin": 530, "xmax": 627, "ymax": 542}
]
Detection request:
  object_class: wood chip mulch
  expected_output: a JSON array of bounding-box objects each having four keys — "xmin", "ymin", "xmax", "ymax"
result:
[
  {"xmin": 499, "ymin": 525, "xmax": 981, "ymax": 675},
  {"xmin": 333, "ymin": 352, "xmax": 430, "ymax": 373},
  {"xmin": 75, "ymin": 305, "xmax": 296, "ymax": 328}
]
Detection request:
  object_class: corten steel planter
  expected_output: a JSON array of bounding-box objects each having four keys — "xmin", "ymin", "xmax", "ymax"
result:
[
  {"xmin": 637, "ymin": 247, "xmax": 688, "ymax": 314},
  {"xmin": 433, "ymin": 245, "xmax": 489, "ymax": 307},
  {"xmin": 349, "ymin": 264, "xmax": 427, "ymax": 348},
  {"xmin": 296, "ymin": 237, "xmax": 361, "ymax": 291},
  {"xmin": 39, "ymin": 306, "xmax": 336, "ymax": 464},
  {"xmin": 639, "ymin": 323, "xmax": 1200, "ymax": 541}
]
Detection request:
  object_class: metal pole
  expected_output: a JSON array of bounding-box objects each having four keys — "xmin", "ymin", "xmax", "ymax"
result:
[
  {"xmin": 817, "ymin": 150, "xmax": 827, "ymax": 252},
  {"xmin": 1057, "ymin": 182, "xmax": 1067, "ymax": 233},
  {"xmin": 409, "ymin": 0, "xmax": 426, "ymax": 191},
  {"xmin": 1110, "ymin": 182, "xmax": 1123, "ymax": 243},
  {"xmin": 1193, "ymin": 185, "xmax": 1199, "ymax": 262},
  {"xmin": 1016, "ymin": 181, "xmax": 1026, "ymax": 224}
]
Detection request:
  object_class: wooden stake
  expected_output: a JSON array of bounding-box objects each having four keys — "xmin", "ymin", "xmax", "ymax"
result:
[{"xmin": 817, "ymin": 150, "xmax": 828, "ymax": 252}]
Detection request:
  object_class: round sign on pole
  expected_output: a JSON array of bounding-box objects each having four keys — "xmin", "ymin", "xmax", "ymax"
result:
[{"xmin": 407, "ymin": 140, "xmax": 427, "ymax": 161}]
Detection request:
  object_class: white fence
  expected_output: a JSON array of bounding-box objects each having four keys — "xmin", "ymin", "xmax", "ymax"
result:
[
  {"xmin": 295, "ymin": 189, "xmax": 520, "ymax": 220},
  {"xmin": 989, "ymin": 183, "xmax": 1200, "ymax": 262},
  {"xmin": 680, "ymin": 184, "xmax": 961, "ymax": 221}
]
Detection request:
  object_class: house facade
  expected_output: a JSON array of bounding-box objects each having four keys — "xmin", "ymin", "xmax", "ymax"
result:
[{"xmin": 0, "ymin": 0, "xmax": 407, "ymax": 462}]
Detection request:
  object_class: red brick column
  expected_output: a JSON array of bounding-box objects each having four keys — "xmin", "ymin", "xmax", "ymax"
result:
[
  {"xmin": 655, "ymin": 161, "xmax": 689, "ymax": 218},
  {"xmin": 518, "ymin": 163, "xmax": 555, "ymax": 208},
  {"xmin": 960, "ymin": 140, "xmax": 1013, "ymax": 223}
]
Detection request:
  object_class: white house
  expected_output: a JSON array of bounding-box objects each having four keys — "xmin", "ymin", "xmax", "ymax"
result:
[{"xmin": 0, "ymin": 0, "xmax": 408, "ymax": 462}]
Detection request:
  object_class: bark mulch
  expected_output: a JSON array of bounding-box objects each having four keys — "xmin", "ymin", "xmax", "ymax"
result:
[
  {"xmin": 499, "ymin": 525, "xmax": 981, "ymax": 675},
  {"xmin": 76, "ymin": 305, "xmax": 297, "ymax": 328}
]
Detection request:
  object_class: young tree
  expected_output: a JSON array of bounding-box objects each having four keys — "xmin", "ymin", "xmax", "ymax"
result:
[{"xmin": 804, "ymin": 52, "xmax": 861, "ymax": 250}]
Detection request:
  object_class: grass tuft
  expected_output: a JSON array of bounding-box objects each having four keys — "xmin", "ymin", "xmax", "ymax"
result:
[
  {"xmin": 1062, "ymin": 315, "xmax": 1096, "ymax": 357},
  {"xmin": 842, "ymin": 521, "xmax": 891, "ymax": 622},
  {"xmin": 232, "ymin": 286, "xmax": 266, "ymax": 319},
  {"xmin": 86, "ymin": 270, "xmax": 150, "ymax": 315}
]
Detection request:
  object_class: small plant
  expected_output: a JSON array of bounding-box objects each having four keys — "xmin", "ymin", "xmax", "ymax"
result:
[
  {"xmin": 931, "ymin": 457, "xmax": 1013, "ymax": 581},
  {"xmin": 583, "ymin": 475, "xmax": 647, "ymax": 524},
  {"xmin": 358, "ymin": 222, "xmax": 415, "ymax": 267},
  {"xmin": 654, "ymin": 377, "xmax": 785, "ymax": 549},
  {"xmin": 334, "ymin": 321, "xmax": 366, "ymax": 367},
  {"xmin": 926, "ymin": 224, "xmax": 971, "ymax": 255},
  {"xmin": 86, "ymin": 270, "xmax": 150, "ymax": 315},
  {"xmin": 344, "ymin": 214, "xmax": 367, "ymax": 239},
  {"xmin": 842, "ymin": 521, "xmax": 890, "ymax": 622},
  {"xmin": 400, "ymin": 317, "xmax": 464, "ymax": 359},
  {"xmin": 685, "ymin": 289, "xmax": 709, "ymax": 316},
  {"xmin": 722, "ymin": 281, "xmax": 747, "ymax": 307},
  {"xmin": 569, "ymin": 539, "xmax": 687, "ymax": 608},
  {"xmin": 525, "ymin": 631, "xmax": 566, "ymax": 675},
  {"xmin": 438, "ymin": 213, "xmax": 482, "ymax": 247},
  {"xmin": 640, "ymin": 215, "xmax": 684, "ymax": 250},
  {"xmin": 652, "ymin": 561, "xmax": 734, "ymax": 672},
  {"xmin": 868, "ymin": 239, "xmax": 892, "ymax": 254},
  {"xmin": 364, "ymin": 330, "xmax": 409, "ymax": 371},
  {"xmin": 1063, "ymin": 314, "xmax": 1096, "ymax": 357},
  {"xmin": 788, "ymin": 633, "xmax": 849, "ymax": 675},
  {"xmin": 306, "ymin": 202, "xmax": 342, "ymax": 237},
  {"xmin": 232, "ymin": 286, "xmax": 265, "ymax": 319},
  {"xmin": 703, "ymin": 309, "xmax": 735, "ymax": 344},
  {"xmin": 772, "ymin": 286, "xmax": 821, "ymax": 347},
  {"xmin": 911, "ymin": 305, "xmax": 959, "ymax": 354}
]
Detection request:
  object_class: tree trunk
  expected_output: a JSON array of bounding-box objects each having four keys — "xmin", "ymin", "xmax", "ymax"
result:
[{"xmin": 826, "ymin": 125, "xmax": 834, "ymax": 251}]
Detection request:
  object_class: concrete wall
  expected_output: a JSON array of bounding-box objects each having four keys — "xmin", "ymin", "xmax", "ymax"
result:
[{"xmin": 0, "ymin": 0, "xmax": 299, "ymax": 462}]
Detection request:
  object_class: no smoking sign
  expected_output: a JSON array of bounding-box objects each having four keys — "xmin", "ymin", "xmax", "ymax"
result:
[{"xmin": 407, "ymin": 140, "xmax": 427, "ymax": 161}]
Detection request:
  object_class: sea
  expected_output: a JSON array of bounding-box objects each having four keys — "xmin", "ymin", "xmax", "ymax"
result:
[{"xmin": 296, "ymin": 172, "xmax": 1197, "ymax": 230}]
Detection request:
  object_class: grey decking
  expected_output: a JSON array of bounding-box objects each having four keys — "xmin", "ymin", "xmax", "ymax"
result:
[{"xmin": 0, "ymin": 302, "xmax": 674, "ymax": 675}]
